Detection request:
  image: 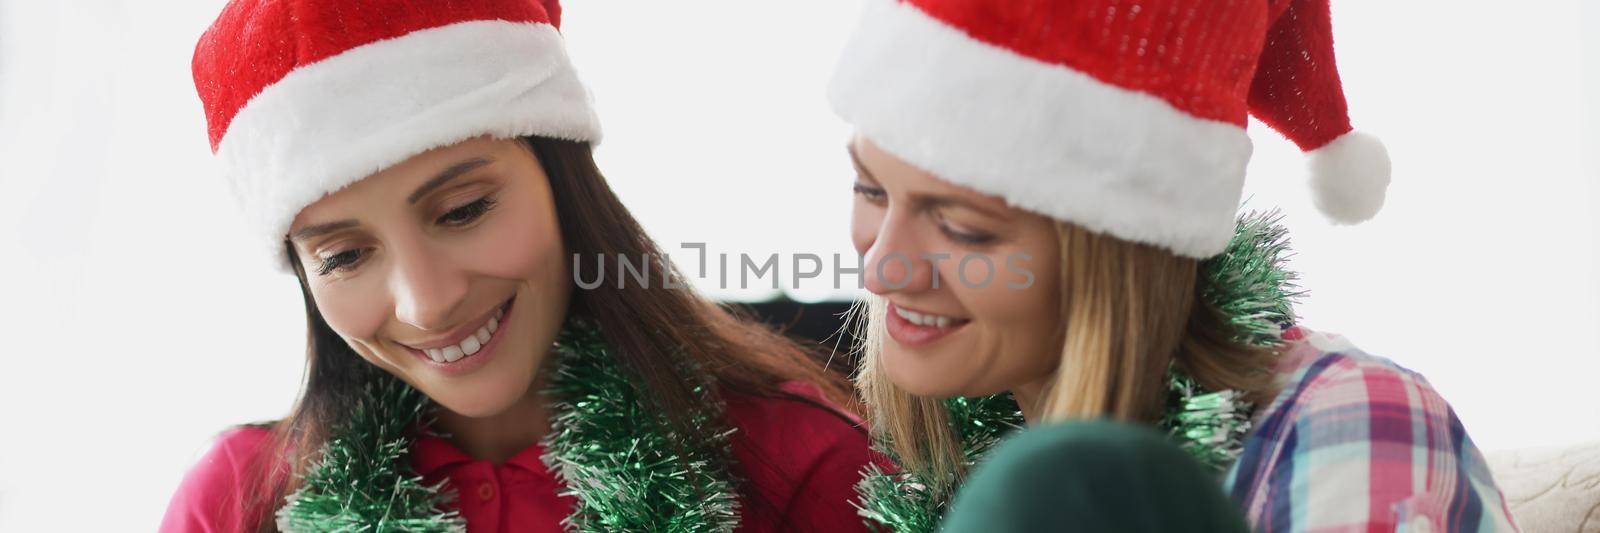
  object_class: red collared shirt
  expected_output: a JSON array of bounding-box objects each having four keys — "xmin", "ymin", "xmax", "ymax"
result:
[{"xmin": 161, "ymin": 382, "xmax": 873, "ymax": 532}]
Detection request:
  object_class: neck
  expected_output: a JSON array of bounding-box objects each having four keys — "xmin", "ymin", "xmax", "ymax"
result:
[
  {"xmin": 1011, "ymin": 376, "xmax": 1051, "ymax": 425},
  {"xmin": 433, "ymin": 373, "xmax": 553, "ymax": 464}
]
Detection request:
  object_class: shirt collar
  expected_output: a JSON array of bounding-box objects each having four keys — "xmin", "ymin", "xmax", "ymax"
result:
[{"xmin": 410, "ymin": 432, "xmax": 555, "ymax": 478}]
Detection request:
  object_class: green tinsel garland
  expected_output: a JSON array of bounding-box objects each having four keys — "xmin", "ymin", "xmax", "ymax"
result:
[
  {"xmin": 855, "ymin": 395, "xmax": 1025, "ymax": 533},
  {"xmin": 275, "ymin": 319, "xmax": 741, "ymax": 532},
  {"xmin": 275, "ymin": 377, "xmax": 467, "ymax": 532},
  {"xmin": 540, "ymin": 319, "xmax": 742, "ymax": 532},
  {"xmin": 1198, "ymin": 208, "xmax": 1304, "ymax": 349},
  {"xmin": 855, "ymin": 209, "xmax": 1303, "ymax": 532}
]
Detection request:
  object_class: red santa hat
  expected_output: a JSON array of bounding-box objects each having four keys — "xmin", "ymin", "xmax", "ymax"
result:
[
  {"xmin": 192, "ymin": 0, "xmax": 601, "ymax": 271},
  {"xmin": 828, "ymin": 0, "xmax": 1390, "ymax": 258}
]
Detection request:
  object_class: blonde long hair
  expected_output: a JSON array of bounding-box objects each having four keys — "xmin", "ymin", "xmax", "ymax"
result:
[{"xmin": 854, "ymin": 222, "xmax": 1281, "ymax": 485}]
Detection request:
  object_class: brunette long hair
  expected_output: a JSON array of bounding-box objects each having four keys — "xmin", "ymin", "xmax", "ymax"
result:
[{"xmin": 236, "ymin": 136, "xmax": 852, "ymax": 531}]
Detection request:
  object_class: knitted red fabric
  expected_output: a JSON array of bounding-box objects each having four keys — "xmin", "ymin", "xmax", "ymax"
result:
[
  {"xmin": 910, "ymin": 0, "xmax": 1270, "ymax": 127},
  {"xmin": 192, "ymin": 0, "xmax": 556, "ymax": 150},
  {"xmin": 1248, "ymin": 0, "xmax": 1353, "ymax": 151}
]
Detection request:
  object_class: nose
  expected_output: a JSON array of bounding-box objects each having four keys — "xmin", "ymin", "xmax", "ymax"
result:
[
  {"xmin": 388, "ymin": 238, "xmax": 469, "ymax": 331},
  {"xmin": 861, "ymin": 216, "xmax": 938, "ymax": 295}
]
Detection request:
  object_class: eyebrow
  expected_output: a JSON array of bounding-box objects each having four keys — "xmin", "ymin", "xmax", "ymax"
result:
[
  {"xmin": 290, "ymin": 157, "xmax": 494, "ymax": 243},
  {"xmin": 406, "ymin": 157, "xmax": 493, "ymax": 205},
  {"xmin": 289, "ymin": 219, "xmax": 359, "ymax": 242},
  {"xmin": 846, "ymin": 144, "xmax": 1010, "ymax": 221}
]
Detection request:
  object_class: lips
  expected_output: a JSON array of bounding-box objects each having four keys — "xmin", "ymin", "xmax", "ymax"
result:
[
  {"xmin": 401, "ymin": 297, "xmax": 515, "ymax": 376},
  {"xmin": 420, "ymin": 305, "xmax": 503, "ymax": 363},
  {"xmin": 884, "ymin": 302, "xmax": 969, "ymax": 348}
]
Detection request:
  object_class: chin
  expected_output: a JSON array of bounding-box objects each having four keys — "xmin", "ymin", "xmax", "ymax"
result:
[
  {"xmin": 423, "ymin": 367, "xmax": 535, "ymax": 418},
  {"xmin": 883, "ymin": 337, "xmax": 1017, "ymax": 400},
  {"xmin": 411, "ymin": 336, "xmax": 545, "ymax": 418},
  {"xmin": 881, "ymin": 342, "xmax": 990, "ymax": 399},
  {"xmin": 433, "ymin": 395, "xmax": 516, "ymax": 419}
]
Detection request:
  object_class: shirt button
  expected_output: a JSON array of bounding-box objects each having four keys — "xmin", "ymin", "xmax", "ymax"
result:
[{"xmin": 477, "ymin": 482, "xmax": 495, "ymax": 502}]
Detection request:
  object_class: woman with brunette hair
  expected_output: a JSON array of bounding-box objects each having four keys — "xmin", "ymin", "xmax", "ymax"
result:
[
  {"xmin": 828, "ymin": 0, "xmax": 1517, "ymax": 531},
  {"xmin": 160, "ymin": 1, "xmax": 872, "ymax": 531}
]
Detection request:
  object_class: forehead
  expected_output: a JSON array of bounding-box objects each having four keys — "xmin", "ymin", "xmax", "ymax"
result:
[
  {"xmin": 290, "ymin": 136, "xmax": 509, "ymax": 227},
  {"xmin": 852, "ymin": 136, "xmax": 1016, "ymax": 213}
]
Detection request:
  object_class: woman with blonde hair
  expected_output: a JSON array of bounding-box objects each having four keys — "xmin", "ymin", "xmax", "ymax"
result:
[{"xmin": 826, "ymin": 0, "xmax": 1517, "ymax": 530}]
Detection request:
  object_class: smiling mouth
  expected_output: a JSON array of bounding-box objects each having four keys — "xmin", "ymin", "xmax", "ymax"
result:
[
  {"xmin": 408, "ymin": 297, "xmax": 514, "ymax": 364},
  {"xmin": 892, "ymin": 304, "xmax": 969, "ymax": 329},
  {"xmin": 884, "ymin": 302, "xmax": 971, "ymax": 348}
]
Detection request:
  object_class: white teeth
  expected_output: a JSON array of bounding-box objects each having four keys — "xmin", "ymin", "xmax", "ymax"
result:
[
  {"xmin": 894, "ymin": 305, "xmax": 958, "ymax": 328},
  {"xmin": 442, "ymin": 345, "xmax": 464, "ymax": 362},
  {"xmin": 422, "ymin": 306, "xmax": 505, "ymax": 364}
]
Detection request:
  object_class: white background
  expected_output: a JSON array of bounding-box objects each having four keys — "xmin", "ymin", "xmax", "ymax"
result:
[{"xmin": 1, "ymin": 1, "xmax": 1597, "ymax": 530}]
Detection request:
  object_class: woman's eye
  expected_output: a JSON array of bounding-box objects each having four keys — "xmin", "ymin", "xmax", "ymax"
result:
[
  {"xmin": 437, "ymin": 196, "xmax": 497, "ymax": 226},
  {"xmin": 940, "ymin": 224, "xmax": 996, "ymax": 246},
  {"xmin": 935, "ymin": 212, "xmax": 997, "ymax": 246},
  {"xmin": 316, "ymin": 248, "xmax": 366, "ymax": 276},
  {"xmin": 852, "ymin": 183, "xmax": 887, "ymax": 204}
]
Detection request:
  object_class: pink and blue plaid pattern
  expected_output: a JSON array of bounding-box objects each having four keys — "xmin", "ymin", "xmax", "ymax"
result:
[{"xmin": 1224, "ymin": 327, "xmax": 1519, "ymax": 532}]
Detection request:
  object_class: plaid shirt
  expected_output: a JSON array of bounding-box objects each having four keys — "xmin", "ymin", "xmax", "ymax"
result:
[{"xmin": 1224, "ymin": 327, "xmax": 1519, "ymax": 532}]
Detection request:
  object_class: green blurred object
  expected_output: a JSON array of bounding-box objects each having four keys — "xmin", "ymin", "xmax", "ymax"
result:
[{"xmin": 941, "ymin": 421, "xmax": 1250, "ymax": 533}]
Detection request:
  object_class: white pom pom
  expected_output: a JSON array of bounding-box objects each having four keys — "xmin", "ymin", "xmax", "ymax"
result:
[{"xmin": 1307, "ymin": 130, "xmax": 1391, "ymax": 225}]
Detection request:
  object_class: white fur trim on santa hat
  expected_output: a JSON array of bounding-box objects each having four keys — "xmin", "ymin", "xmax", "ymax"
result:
[
  {"xmin": 215, "ymin": 19, "xmax": 601, "ymax": 272},
  {"xmin": 827, "ymin": 0, "xmax": 1254, "ymax": 259},
  {"xmin": 1308, "ymin": 130, "xmax": 1390, "ymax": 225}
]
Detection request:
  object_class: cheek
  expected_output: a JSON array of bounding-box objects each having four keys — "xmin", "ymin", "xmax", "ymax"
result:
[
  {"xmin": 947, "ymin": 253, "xmax": 1002, "ymax": 289},
  {"xmin": 953, "ymin": 285, "xmax": 1058, "ymax": 391},
  {"xmin": 309, "ymin": 281, "xmax": 391, "ymax": 345},
  {"xmin": 960, "ymin": 252, "xmax": 1062, "ymax": 360},
  {"xmin": 959, "ymin": 274, "xmax": 1054, "ymax": 331},
  {"xmin": 470, "ymin": 199, "xmax": 566, "ymax": 282}
]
